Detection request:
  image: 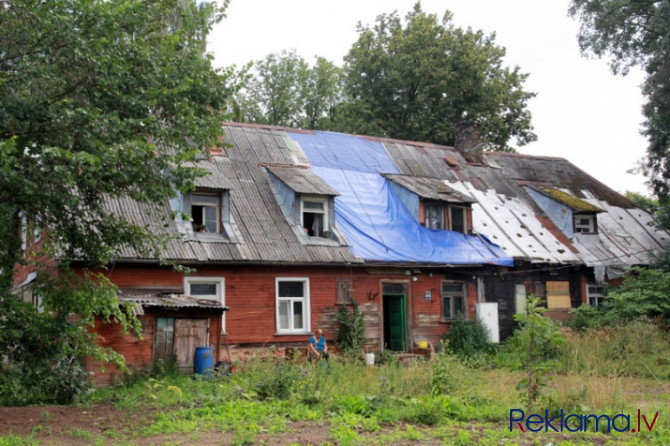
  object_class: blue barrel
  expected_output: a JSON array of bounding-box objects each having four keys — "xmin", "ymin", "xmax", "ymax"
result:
[{"xmin": 194, "ymin": 346, "xmax": 214, "ymax": 375}]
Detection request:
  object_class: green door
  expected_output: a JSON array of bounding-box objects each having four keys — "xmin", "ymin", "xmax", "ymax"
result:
[{"xmin": 383, "ymin": 294, "xmax": 407, "ymax": 351}]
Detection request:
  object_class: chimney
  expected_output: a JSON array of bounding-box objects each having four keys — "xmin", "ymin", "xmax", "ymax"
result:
[{"xmin": 454, "ymin": 120, "xmax": 484, "ymax": 164}]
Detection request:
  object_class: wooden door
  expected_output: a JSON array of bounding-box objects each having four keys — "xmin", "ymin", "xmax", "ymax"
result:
[
  {"xmin": 383, "ymin": 294, "xmax": 407, "ymax": 351},
  {"xmin": 174, "ymin": 319, "xmax": 209, "ymax": 372}
]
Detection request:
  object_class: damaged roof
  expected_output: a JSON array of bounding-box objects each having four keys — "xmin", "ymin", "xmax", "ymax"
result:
[
  {"xmin": 104, "ymin": 122, "xmax": 669, "ymax": 273},
  {"xmin": 122, "ymin": 293, "xmax": 229, "ymax": 316}
]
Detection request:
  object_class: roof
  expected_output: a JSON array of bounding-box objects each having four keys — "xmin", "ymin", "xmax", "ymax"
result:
[
  {"xmin": 266, "ymin": 165, "xmax": 340, "ymax": 196},
  {"xmin": 122, "ymin": 293, "xmax": 229, "ymax": 316},
  {"xmin": 103, "ymin": 122, "xmax": 669, "ymax": 273},
  {"xmin": 383, "ymin": 174, "xmax": 473, "ymax": 203}
]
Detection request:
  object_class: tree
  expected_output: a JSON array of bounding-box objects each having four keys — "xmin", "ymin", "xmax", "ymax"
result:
[
  {"xmin": 0, "ymin": 0, "xmax": 236, "ymax": 403},
  {"xmin": 235, "ymin": 50, "xmax": 343, "ymax": 129},
  {"xmin": 569, "ymin": 1, "xmax": 670, "ymax": 200},
  {"xmin": 339, "ymin": 3, "xmax": 536, "ymax": 150}
]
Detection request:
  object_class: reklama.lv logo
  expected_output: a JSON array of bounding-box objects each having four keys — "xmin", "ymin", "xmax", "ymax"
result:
[{"xmin": 510, "ymin": 409, "xmax": 659, "ymax": 433}]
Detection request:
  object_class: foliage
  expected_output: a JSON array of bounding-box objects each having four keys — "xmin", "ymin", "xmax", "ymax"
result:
[
  {"xmin": 442, "ymin": 313, "xmax": 495, "ymax": 358},
  {"xmin": 0, "ymin": 0, "xmax": 238, "ymax": 405},
  {"xmin": 234, "ymin": 50, "xmax": 343, "ymax": 129},
  {"xmin": 569, "ymin": 1, "xmax": 670, "ymax": 205},
  {"xmin": 625, "ymin": 191, "xmax": 658, "ymax": 214},
  {"xmin": 339, "ymin": 3, "xmax": 536, "ymax": 150},
  {"xmin": 504, "ymin": 295, "xmax": 566, "ymax": 412},
  {"xmin": 334, "ymin": 298, "xmax": 366, "ymax": 352}
]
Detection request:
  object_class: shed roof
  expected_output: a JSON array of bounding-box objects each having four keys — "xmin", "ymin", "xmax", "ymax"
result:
[
  {"xmin": 383, "ymin": 174, "xmax": 473, "ymax": 203},
  {"xmin": 122, "ymin": 293, "xmax": 229, "ymax": 316}
]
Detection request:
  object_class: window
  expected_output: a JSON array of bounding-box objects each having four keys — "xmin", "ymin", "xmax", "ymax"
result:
[
  {"xmin": 424, "ymin": 203, "xmax": 444, "ymax": 229},
  {"xmin": 185, "ymin": 277, "xmax": 225, "ymax": 331},
  {"xmin": 587, "ymin": 284, "xmax": 607, "ymax": 306},
  {"xmin": 276, "ymin": 278, "xmax": 310, "ymax": 333},
  {"xmin": 191, "ymin": 192, "xmax": 220, "ymax": 233},
  {"xmin": 301, "ymin": 197, "xmax": 328, "ymax": 237},
  {"xmin": 574, "ymin": 214, "xmax": 596, "ymax": 233},
  {"xmin": 449, "ymin": 206, "xmax": 466, "ymax": 234},
  {"xmin": 441, "ymin": 282, "xmax": 465, "ymax": 320},
  {"xmin": 336, "ymin": 278, "xmax": 352, "ymax": 305},
  {"xmin": 546, "ymin": 281, "xmax": 571, "ymax": 309}
]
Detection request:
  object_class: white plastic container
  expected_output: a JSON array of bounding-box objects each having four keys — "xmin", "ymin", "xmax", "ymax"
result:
[{"xmin": 364, "ymin": 353, "xmax": 375, "ymax": 366}]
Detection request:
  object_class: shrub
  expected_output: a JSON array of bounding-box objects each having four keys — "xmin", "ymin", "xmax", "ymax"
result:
[
  {"xmin": 335, "ymin": 298, "xmax": 365, "ymax": 352},
  {"xmin": 442, "ymin": 313, "xmax": 495, "ymax": 358}
]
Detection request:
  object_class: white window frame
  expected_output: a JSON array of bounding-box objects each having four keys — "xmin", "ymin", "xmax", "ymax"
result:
[
  {"xmin": 300, "ymin": 196, "xmax": 328, "ymax": 237},
  {"xmin": 275, "ymin": 277, "xmax": 311, "ymax": 334},
  {"xmin": 441, "ymin": 281, "xmax": 466, "ymax": 321},
  {"xmin": 587, "ymin": 284, "xmax": 607, "ymax": 306},
  {"xmin": 184, "ymin": 276, "xmax": 226, "ymax": 332},
  {"xmin": 574, "ymin": 214, "xmax": 596, "ymax": 233},
  {"xmin": 191, "ymin": 191, "xmax": 221, "ymax": 234},
  {"xmin": 424, "ymin": 202, "xmax": 444, "ymax": 229}
]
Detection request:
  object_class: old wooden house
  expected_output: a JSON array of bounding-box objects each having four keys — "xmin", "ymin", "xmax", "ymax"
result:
[{"xmin": 14, "ymin": 122, "xmax": 670, "ymax": 383}]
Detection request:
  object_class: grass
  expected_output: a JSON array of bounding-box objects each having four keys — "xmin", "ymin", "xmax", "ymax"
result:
[{"xmin": 1, "ymin": 323, "xmax": 669, "ymax": 445}]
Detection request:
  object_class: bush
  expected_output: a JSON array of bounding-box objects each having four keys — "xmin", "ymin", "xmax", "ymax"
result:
[
  {"xmin": 335, "ymin": 299, "xmax": 365, "ymax": 352},
  {"xmin": 442, "ymin": 313, "xmax": 495, "ymax": 358}
]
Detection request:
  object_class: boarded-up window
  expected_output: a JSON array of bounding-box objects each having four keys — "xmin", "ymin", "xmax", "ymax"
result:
[
  {"xmin": 336, "ymin": 278, "xmax": 352, "ymax": 304},
  {"xmin": 546, "ymin": 281, "xmax": 571, "ymax": 308}
]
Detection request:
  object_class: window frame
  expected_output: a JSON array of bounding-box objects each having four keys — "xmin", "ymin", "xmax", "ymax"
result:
[
  {"xmin": 300, "ymin": 196, "xmax": 328, "ymax": 237},
  {"xmin": 191, "ymin": 191, "xmax": 221, "ymax": 234},
  {"xmin": 424, "ymin": 202, "xmax": 444, "ymax": 230},
  {"xmin": 184, "ymin": 276, "xmax": 226, "ymax": 332},
  {"xmin": 441, "ymin": 281, "xmax": 466, "ymax": 321},
  {"xmin": 275, "ymin": 277, "xmax": 311, "ymax": 334},
  {"xmin": 587, "ymin": 284, "xmax": 607, "ymax": 306},
  {"xmin": 448, "ymin": 205, "xmax": 467, "ymax": 234},
  {"xmin": 574, "ymin": 214, "xmax": 597, "ymax": 233}
]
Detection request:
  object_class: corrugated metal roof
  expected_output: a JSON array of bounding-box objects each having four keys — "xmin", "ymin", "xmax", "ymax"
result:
[
  {"xmin": 266, "ymin": 165, "xmax": 340, "ymax": 196},
  {"xmin": 383, "ymin": 174, "xmax": 473, "ymax": 203},
  {"xmin": 121, "ymin": 293, "xmax": 228, "ymax": 316}
]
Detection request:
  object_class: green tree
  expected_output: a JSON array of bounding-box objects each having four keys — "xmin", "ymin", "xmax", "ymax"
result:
[
  {"xmin": 0, "ymin": 0, "xmax": 237, "ymax": 403},
  {"xmin": 339, "ymin": 3, "xmax": 536, "ymax": 150},
  {"xmin": 235, "ymin": 50, "xmax": 343, "ymax": 129},
  {"xmin": 569, "ymin": 1, "xmax": 670, "ymax": 200}
]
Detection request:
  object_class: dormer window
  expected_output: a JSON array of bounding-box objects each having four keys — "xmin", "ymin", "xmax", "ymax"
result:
[
  {"xmin": 424, "ymin": 203, "xmax": 444, "ymax": 229},
  {"xmin": 301, "ymin": 196, "xmax": 328, "ymax": 237},
  {"xmin": 191, "ymin": 192, "xmax": 220, "ymax": 233},
  {"xmin": 574, "ymin": 214, "xmax": 597, "ymax": 233},
  {"xmin": 421, "ymin": 202, "xmax": 469, "ymax": 234}
]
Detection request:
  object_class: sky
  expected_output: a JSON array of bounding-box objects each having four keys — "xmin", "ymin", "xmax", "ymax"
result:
[{"xmin": 207, "ymin": 0, "xmax": 650, "ymax": 196}]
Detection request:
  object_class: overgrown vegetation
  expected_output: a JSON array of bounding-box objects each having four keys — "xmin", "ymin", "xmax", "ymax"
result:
[
  {"xmin": 442, "ymin": 313, "xmax": 495, "ymax": 358},
  {"xmin": 334, "ymin": 298, "xmax": 366, "ymax": 353}
]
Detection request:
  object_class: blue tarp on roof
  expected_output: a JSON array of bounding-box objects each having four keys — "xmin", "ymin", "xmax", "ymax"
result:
[{"xmin": 289, "ymin": 131, "xmax": 513, "ymax": 266}]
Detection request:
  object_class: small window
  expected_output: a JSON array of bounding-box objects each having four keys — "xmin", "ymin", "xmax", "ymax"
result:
[
  {"xmin": 276, "ymin": 278, "xmax": 310, "ymax": 333},
  {"xmin": 449, "ymin": 206, "xmax": 466, "ymax": 234},
  {"xmin": 587, "ymin": 284, "xmax": 607, "ymax": 306},
  {"xmin": 336, "ymin": 278, "xmax": 352, "ymax": 304},
  {"xmin": 574, "ymin": 214, "xmax": 596, "ymax": 233},
  {"xmin": 185, "ymin": 277, "xmax": 225, "ymax": 331},
  {"xmin": 191, "ymin": 192, "xmax": 220, "ymax": 233},
  {"xmin": 441, "ymin": 282, "xmax": 465, "ymax": 320},
  {"xmin": 301, "ymin": 197, "xmax": 328, "ymax": 237},
  {"xmin": 424, "ymin": 203, "xmax": 444, "ymax": 229}
]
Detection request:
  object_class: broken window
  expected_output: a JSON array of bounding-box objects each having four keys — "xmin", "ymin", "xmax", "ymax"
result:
[
  {"xmin": 574, "ymin": 214, "xmax": 596, "ymax": 233},
  {"xmin": 191, "ymin": 192, "xmax": 220, "ymax": 233},
  {"xmin": 441, "ymin": 282, "xmax": 465, "ymax": 320},
  {"xmin": 301, "ymin": 197, "xmax": 328, "ymax": 237},
  {"xmin": 276, "ymin": 278, "xmax": 310, "ymax": 333}
]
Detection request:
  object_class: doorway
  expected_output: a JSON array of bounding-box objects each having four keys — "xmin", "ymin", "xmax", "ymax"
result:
[{"xmin": 382, "ymin": 283, "xmax": 408, "ymax": 351}]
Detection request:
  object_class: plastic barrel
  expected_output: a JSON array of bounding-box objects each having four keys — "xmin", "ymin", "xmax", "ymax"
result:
[{"xmin": 194, "ymin": 346, "xmax": 214, "ymax": 375}]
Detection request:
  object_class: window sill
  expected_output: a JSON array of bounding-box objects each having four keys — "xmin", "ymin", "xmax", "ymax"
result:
[{"xmin": 274, "ymin": 331, "xmax": 312, "ymax": 336}]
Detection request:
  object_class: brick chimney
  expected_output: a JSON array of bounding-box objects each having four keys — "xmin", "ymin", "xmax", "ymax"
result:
[{"xmin": 454, "ymin": 120, "xmax": 484, "ymax": 164}]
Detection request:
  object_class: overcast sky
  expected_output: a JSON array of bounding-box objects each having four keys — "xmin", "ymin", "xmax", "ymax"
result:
[{"xmin": 208, "ymin": 0, "xmax": 649, "ymax": 196}]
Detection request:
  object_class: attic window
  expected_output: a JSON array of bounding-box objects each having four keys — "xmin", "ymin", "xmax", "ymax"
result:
[
  {"xmin": 422, "ymin": 202, "xmax": 469, "ymax": 234},
  {"xmin": 301, "ymin": 196, "xmax": 328, "ymax": 237},
  {"xmin": 574, "ymin": 214, "xmax": 597, "ymax": 233},
  {"xmin": 191, "ymin": 192, "xmax": 220, "ymax": 233}
]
